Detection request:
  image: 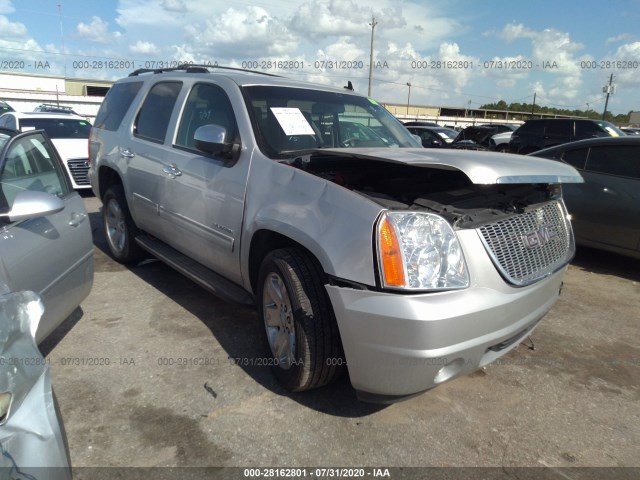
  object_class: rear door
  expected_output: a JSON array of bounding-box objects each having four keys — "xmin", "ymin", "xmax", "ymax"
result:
[
  {"xmin": 125, "ymin": 80, "xmax": 183, "ymax": 237},
  {"xmin": 0, "ymin": 130, "xmax": 93, "ymax": 342},
  {"xmin": 576, "ymin": 145, "xmax": 640, "ymax": 251}
]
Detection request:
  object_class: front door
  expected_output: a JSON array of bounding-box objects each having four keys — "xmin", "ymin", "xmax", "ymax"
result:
[
  {"xmin": 0, "ymin": 131, "xmax": 93, "ymax": 342},
  {"xmin": 158, "ymin": 82, "xmax": 249, "ymax": 284}
]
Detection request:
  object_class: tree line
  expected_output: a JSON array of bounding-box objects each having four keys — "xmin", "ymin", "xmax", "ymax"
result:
[{"xmin": 478, "ymin": 100, "xmax": 631, "ymax": 124}]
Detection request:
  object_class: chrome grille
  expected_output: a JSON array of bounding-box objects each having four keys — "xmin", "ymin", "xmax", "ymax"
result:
[
  {"xmin": 477, "ymin": 201, "xmax": 574, "ymax": 286},
  {"xmin": 67, "ymin": 158, "xmax": 90, "ymax": 185}
]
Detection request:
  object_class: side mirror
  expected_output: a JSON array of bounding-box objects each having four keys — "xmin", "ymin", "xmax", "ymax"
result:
[
  {"xmin": 0, "ymin": 190, "xmax": 64, "ymax": 222},
  {"xmin": 194, "ymin": 125, "xmax": 240, "ymax": 165}
]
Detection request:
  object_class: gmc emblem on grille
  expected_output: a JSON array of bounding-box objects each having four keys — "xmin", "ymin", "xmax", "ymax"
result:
[{"xmin": 522, "ymin": 225, "xmax": 558, "ymax": 248}]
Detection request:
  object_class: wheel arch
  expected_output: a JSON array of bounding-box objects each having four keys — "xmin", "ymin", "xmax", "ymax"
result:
[
  {"xmin": 247, "ymin": 229, "xmax": 328, "ymax": 295},
  {"xmin": 97, "ymin": 166, "xmax": 123, "ymax": 200}
]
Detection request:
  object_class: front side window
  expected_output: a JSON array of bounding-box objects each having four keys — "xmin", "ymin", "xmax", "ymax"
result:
[
  {"xmin": 243, "ymin": 86, "xmax": 420, "ymax": 158},
  {"xmin": 135, "ymin": 81, "xmax": 182, "ymax": 143},
  {"xmin": 175, "ymin": 83, "xmax": 238, "ymax": 151},
  {"xmin": 0, "ymin": 132, "xmax": 70, "ymax": 212}
]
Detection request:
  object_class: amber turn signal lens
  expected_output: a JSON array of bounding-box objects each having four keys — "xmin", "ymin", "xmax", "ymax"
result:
[{"xmin": 379, "ymin": 216, "xmax": 405, "ymax": 287}]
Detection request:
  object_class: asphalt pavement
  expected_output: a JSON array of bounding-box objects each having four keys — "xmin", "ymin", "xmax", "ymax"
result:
[{"xmin": 42, "ymin": 195, "xmax": 640, "ymax": 475}]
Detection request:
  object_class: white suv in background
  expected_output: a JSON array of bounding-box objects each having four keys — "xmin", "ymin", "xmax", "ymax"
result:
[{"xmin": 0, "ymin": 111, "xmax": 92, "ymax": 189}]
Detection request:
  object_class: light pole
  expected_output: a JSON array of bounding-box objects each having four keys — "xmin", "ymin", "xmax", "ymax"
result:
[
  {"xmin": 602, "ymin": 74, "xmax": 615, "ymax": 120},
  {"xmin": 367, "ymin": 16, "xmax": 377, "ymax": 97},
  {"xmin": 406, "ymin": 82, "xmax": 411, "ymax": 116}
]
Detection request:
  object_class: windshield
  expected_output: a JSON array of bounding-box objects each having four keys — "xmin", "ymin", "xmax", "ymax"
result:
[
  {"xmin": 597, "ymin": 120, "xmax": 625, "ymax": 137},
  {"xmin": 243, "ymin": 85, "xmax": 420, "ymax": 158},
  {"xmin": 19, "ymin": 118, "xmax": 91, "ymax": 139}
]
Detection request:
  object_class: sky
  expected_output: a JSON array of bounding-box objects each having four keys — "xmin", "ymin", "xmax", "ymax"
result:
[{"xmin": 0, "ymin": 0, "xmax": 639, "ymax": 115}]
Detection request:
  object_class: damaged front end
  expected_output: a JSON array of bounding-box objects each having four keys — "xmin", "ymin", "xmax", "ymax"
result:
[
  {"xmin": 286, "ymin": 148, "xmax": 583, "ymax": 289},
  {"xmin": 0, "ymin": 291, "xmax": 71, "ymax": 479}
]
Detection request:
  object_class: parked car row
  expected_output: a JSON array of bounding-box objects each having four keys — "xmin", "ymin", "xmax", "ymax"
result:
[{"xmin": 403, "ymin": 117, "xmax": 640, "ymax": 260}]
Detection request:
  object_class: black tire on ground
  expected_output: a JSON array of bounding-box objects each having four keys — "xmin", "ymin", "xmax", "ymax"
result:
[
  {"xmin": 496, "ymin": 144, "xmax": 510, "ymax": 152},
  {"xmin": 102, "ymin": 185, "xmax": 144, "ymax": 264},
  {"xmin": 257, "ymin": 248, "xmax": 344, "ymax": 391}
]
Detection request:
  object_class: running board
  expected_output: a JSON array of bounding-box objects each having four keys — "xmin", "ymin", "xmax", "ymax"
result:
[{"xmin": 135, "ymin": 236, "xmax": 255, "ymax": 306}]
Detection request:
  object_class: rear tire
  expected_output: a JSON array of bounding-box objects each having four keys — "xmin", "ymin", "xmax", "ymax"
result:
[
  {"xmin": 257, "ymin": 248, "xmax": 344, "ymax": 391},
  {"xmin": 102, "ymin": 185, "xmax": 144, "ymax": 264}
]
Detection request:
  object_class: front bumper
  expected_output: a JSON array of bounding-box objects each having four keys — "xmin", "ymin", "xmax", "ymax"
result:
[{"xmin": 326, "ymin": 267, "xmax": 566, "ymax": 403}]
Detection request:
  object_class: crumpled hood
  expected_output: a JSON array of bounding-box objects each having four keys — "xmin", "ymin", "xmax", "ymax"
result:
[{"xmin": 305, "ymin": 148, "xmax": 584, "ymax": 185}]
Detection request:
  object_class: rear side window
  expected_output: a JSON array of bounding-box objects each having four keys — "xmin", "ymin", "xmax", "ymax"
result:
[
  {"xmin": 135, "ymin": 81, "xmax": 182, "ymax": 143},
  {"xmin": 585, "ymin": 146, "xmax": 640, "ymax": 179},
  {"xmin": 94, "ymin": 81, "xmax": 143, "ymax": 131},
  {"xmin": 519, "ymin": 121, "xmax": 545, "ymax": 134},
  {"xmin": 547, "ymin": 120, "xmax": 573, "ymax": 137}
]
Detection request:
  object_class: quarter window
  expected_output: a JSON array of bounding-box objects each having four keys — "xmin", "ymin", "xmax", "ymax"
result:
[
  {"xmin": 135, "ymin": 81, "xmax": 182, "ymax": 143},
  {"xmin": 94, "ymin": 81, "xmax": 143, "ymax": 131}
]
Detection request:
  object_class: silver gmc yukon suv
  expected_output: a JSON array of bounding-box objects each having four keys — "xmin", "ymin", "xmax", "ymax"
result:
[{"xmin": 88, "ymin": 65, "xmax": 582, "ymax": 402}]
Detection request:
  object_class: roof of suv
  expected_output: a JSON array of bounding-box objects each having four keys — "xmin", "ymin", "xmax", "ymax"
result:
[{"xmin": 122, "ymin": 64, "xmax": 360, "ymax": 95}]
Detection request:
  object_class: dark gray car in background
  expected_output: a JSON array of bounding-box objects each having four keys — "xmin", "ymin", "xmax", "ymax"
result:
[{"xmin": 531, "ymin": 136, "xmax": 640, "ymax": 259}]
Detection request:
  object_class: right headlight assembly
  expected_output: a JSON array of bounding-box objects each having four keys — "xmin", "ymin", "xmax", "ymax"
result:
[{"xmin": 376, "ymin": 211, "xmax": 469, "ymax": 291}]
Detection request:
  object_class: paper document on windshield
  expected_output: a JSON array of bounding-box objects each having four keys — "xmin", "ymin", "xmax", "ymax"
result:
[{"xmin": 270, "ymin": 107, "xmax": 315, "ymax": 135}]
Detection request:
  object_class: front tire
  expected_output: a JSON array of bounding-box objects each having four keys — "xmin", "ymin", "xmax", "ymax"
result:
[
  {"xmin": 102, "ymin": 185, "xmax": 144, "ymax": 264},
  {"xmin": 258, "ymin": 248, "xmax": 344, "ymax": 391}
]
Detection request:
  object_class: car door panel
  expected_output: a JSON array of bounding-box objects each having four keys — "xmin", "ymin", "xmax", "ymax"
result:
[
  {"xmin": 159, "ymin": 148, "xmax": 249, "ymax": 285},
  {"xmin": 125, "ymin": 81, "xmax": 183, "ymax": 238},
  {"xmin": 0, "ymin": 131, "xmax": 93, "ymax": 343}
]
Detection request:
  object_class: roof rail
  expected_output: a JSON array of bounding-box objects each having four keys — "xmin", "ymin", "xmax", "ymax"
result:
[{"xmin": 128, "ymin": 63, "xmax": 281, "ymax": 77}]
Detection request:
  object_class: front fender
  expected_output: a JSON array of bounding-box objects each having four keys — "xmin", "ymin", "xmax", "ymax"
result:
[{"xmin": 241, "ymin": 157, "xmax": 383, "ymax": 287}]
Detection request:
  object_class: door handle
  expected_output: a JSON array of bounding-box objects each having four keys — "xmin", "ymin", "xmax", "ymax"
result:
[
  {"xmin": 68, "ymin": 212, "xmax": 87, "ymax": 227},
  {"xmin": 119, "ymin": 148, "xmax": 135, "ymax": 158},
  {"xmin": 162, "ymin": 164, "xmax": 182, "ymax": 178}
]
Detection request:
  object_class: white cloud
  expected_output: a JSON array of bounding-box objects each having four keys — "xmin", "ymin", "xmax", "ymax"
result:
[
  {"xmin": 0, "ymin": 14, "xmax": 26, "ymax": 37},
  {"xmin": 162, "ymin": 0, "xmax": 187, "ymax": 12},
  {"xmin": 0, "ymin": 0, "xmax": 14, "ymax": 15},
  {"xmin": 609, "ymin": 41, "xmax": 640, "ymax": 90},
  {"xmin": 0, "ymin": 15, "xmax": 44, "ymax": 61},
  {"xmin": 488, "ymin": 23, "xmax": 586, "ymax": 103},
  {"xmin": 606, "ymin": 33, "xmax": 635, "ymax": 45},
  {"xmin": 76, "ymin": 16, "xmax": 121, "ymax": 44},
  {"xmin": 290, "ymin": 0, "xmax": 382, "ymax": 39},
  {"xmin": 129, "ymin": 40, "xmax": 157, "ymax": 55},
  {"xmin": 184, "ymin": 6, "xmax": 296, "ymax": 58}
]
